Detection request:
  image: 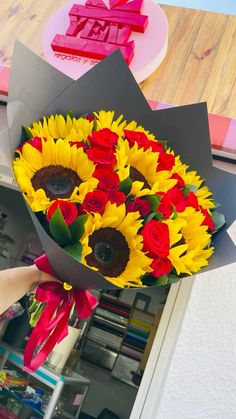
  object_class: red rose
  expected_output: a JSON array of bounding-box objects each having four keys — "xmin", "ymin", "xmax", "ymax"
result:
[
  {"xmin": 148, "ymin": 140, "xmax": 164, "ymax": 153},
  {"xmin": 200, "ymin": 207, "xmax": 215, "ymax": 231},
  {"xmin": 87, "ymin": 147, "xmax": 116, "ymax": 167},
  {"xmin": 124, "ymin": 129, "xmax": 149, "ymax": 149},
  {"xmin": 18, "ymin": 137, "xmax": 43, "ymax": 153},
  {"xmin": 124, "ymin": 130, "xmax": 164, "ymax": 153},
  {"xmin": 89, "ymin": 128, "xmax": 118, "ymax": 149},
  {"xmin": 157, "ymin": 195, "xmax": 173, "ymax": 218},
  {"xmin": 166, "ymin": 187, "xmax": 186, "ymax": 212},
  {"xmin": 47, "ymin": 200, "xmax": 78, "ymax": 225},
  {"xmin": 157, "ymin": 152, "xmax": 175, "ymax": 171},
  {"xmin": 151, "ymin": 256, "xmax": 172, "ymax": 278},
  {"xmin": 93, "ymin": 168, "xmax": 120, "ymax": 191},
  {"xmin": 142, "ymin": 220, "xmax": 170, "ymax": 257},
  {"xmin": 86, "ymin": 114, "xmax": 95, "ymax": 122},
  {"xmin": 108, "ymin": 190, "xmax": 126, "ymax": 206},
  {"xmin": 83, "ymin": 190, "xmax": 108, "ymax": 214},
  {"xmin": 126, "ymin": 198, "xmax": 151, "ymax": 217},
  {"xmin": 171, "ymin": 173, "xmax": 185, "ymax": 188},
  {"xmin": 186, "ymin": 191, "xmax": 199, "ymax": 210},
  {"xmin": 69, "ymin": 141, "xmax": 86, "ymax": 150}
]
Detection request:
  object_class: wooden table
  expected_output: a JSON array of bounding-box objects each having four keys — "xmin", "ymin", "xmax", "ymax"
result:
[{"xmin": 0, "ymin": 1, "xmax": 236, "ymax": 118}]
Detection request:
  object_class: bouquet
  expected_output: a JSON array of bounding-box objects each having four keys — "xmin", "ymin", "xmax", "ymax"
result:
[
  {"xmin": 13, "ymin": 110, "xmax": 223, "ymax": 288},
  {"xmin": 5, "ymin": 42, "xmax": 236, "ymax": 371}
]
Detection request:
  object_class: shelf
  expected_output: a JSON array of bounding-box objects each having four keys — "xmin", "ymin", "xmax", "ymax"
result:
[
  {"xmin": 0, "ymin": 342, "xmax": 89, "ymax": 389},
  {"xmin": 2, "ymin": 386, "xmax": 44, "ymax": 417},
  {"xmin": 0, "ymin": 341, "xmax": 90, "ymax": 419},
  {"xmin": 92, "ymin": 315, "xmax": 127, "ymax": 332}
]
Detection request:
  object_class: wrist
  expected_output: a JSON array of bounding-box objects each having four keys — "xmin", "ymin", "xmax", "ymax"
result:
[{"xmin": 28, "ymin": 265, "xmax": 42, "ymax": 293}]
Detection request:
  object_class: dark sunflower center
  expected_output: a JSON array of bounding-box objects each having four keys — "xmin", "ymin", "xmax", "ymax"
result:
[
  {"xmin": 130, "ymin": 166, "xmax": 150, "ymax": 189},
  {"xmin": 31, "ymin": 165, "xmax": 82, "ymax": 200},
  {"xmin": 85, "ymin": 227, "xmax": 130, "ymax": 277}
]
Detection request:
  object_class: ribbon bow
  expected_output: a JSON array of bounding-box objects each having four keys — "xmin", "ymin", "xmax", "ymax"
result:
[{"xmin": 24, "ymin": 254, "xmax": 98, "ymax": 372}]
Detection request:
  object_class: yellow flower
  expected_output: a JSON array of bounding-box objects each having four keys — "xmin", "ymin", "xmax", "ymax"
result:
[
  {"xmin": 13, "ymin": 138, "xmax": 97, "ymax": 212},
  {"xmin": 81, "ymin": 203, "xmax": 152, "ymax": 288},
  {"xmin": 115, "ymin": 139, "xmax": 177, "ymax": 196},
  {"xmin": 196, "ymin": 186, "xmax": 215, "ymax": 210},
  {"xmin": 164, "ymin": 207, "xmax": 214, "ymax": 275},
  {"xmin": 94, "ymin": 110, "xmax": 126, "ymax": 137},
  {"xmin": 29, "ymin": 114, "xmax": 94, "ymax": 142}
]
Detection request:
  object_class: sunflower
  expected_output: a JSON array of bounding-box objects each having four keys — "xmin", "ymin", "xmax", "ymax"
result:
[
  {"xmin": 170, "ymin": 155, "xmax": 215, "ymax": 210},
  {"xmin": 81, "ymin": 203, "xmax": 152, "ymax": 287},
  {"xmin": 29, "ymin": 114, "xmax": 94, "ymax": 142},
  {"xmin": 170, "ymin": 155, "xmax": 203, "ymax": 188},
  {"xmin": 94, "ymin": 110, "xmax": 126, "ymax": 137},
  {"xmin": 115, "ymin": 139, "xmax": 177, "ymax": 196},
  {"xmin": 13, "ymin": 138, "xmax": 97, "ymax": 212},
  {"xmin": 164, "ymin": 207, "xmax": 214, "ymax": 275}
]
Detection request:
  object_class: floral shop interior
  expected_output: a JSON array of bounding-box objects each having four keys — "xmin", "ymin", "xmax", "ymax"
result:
[{"xmin": 0, "ymin": 181, "xmax": 169, "ymax": 419}]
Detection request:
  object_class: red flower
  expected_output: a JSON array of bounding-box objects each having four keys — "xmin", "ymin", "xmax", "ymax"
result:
[
  {"xmin": 83, "ymin": 190, "xmax": 108, "ymax": 214},
  {"xmin": 124, "ymin": 129, "xmax": 149, "ymax": 149},
  {"xmin": 157, "ymin": 195, "xmax": 173, "ymax": 219},
  {"xmin": 87, "ymin": 147, "xmax": 116, "ymax": 167},
  {"xmin": 124, "ymin": 130, "xmax": 164, "ymax": 153},
  {"xmin": 157, "ymin": 152, "xmax": 175, "ymax": 172},
  {"xmin": 148, "ymin": 140, "xmax": 164, "ymax": 153},
  {"xmin": 166, "ymin": 187, "xmax": 186, "ymax": 212},
  {"xmin": 18, "ymin": 137, "xmax": 43, "ymax": 153},
  {"xmin": 109, "ymin": 190, "xmax": 126, "ymax": 206},
  {"xmin": 93, "ymin": 168, "xmax": 119, "ymax": 191},
  {"xmin": 47, "ymin": 200, "xmax": 78, "ymax": 225},
  {"xmin": 200, "ymin": 207, "xmax": 215, "ymax": 231},
  {"xmin": 126, "ymin": 198, "xmax": 151, "ymax": 217},
  {"xmin": 89, "ymin": 128, "xmax": 118, "ymax": 149},
  {"xmin": 86, "ymin": 114, "xmax": 95, "ymax": 122},
  {"xmin": 171, "ymin": 173, "xmax": 185, "ymax": 188},
  {"xmin": 142, "ymin": 220, "xmax": 170, "ymax": 257},
  {"xmin": 186, "ymin": 191, "xmax": 199, "ymax": 210},
  {"xmin": 151, "ymin": 256, "xmax": 172, "ymax": 278},
  {"xmin": 69, "ymin": 141, "xmax": 86, "ymax": 150}
]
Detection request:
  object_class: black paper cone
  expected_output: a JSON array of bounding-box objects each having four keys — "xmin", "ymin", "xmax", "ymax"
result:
[
  {"xmin": 137, "ymin": 104, "xmax": 236, "ymax": 272},
  {"xmin": 4, "ymin": 42, "xmax": 236, "ymax": 289}
]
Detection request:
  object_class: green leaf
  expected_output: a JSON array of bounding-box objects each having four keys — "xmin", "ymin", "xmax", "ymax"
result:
[
  {"xmin": 67, "ymin": 109, "xmax": 75, "ymax": 119},
  {"xmin": 23, "ymin": 126, "xmax": 33, "ymax": 140},
  {"xmin": 183, "ymin": 184, "xmax": 198, "ymax": 197},
  {"xmin": 167, "ymin": 274, "xmax": 180, "ymax": 284},
  {"xmin": 143, "ymin": 194, "xmax": 161, "ymax": 211},
  {"xmin": 64, "ymin": 242, "xmax": 83, "ymax": 262},
  {"xmin": 186, "ymin": 184, "xmax": 198, "ymax": 193},
  {"xmin": 119, "ymin": 177, "xmax": 132, "ymax": 195},
  {"xmin": 212, "ymin": 211, "xmax": 225, "ymax": 232},
  {"xmin": 69, "ymin": 214, "xmax": 89, "ymax": 242},
  {"xmin": 92, "ymin": 117, "xmax": 97, "ymax": 131},
  {"xmin": 156, "ymin": 275, "xmax": 169, "ymax": 286},
  {"xmin": 144, "ymin": 210, "xmax": 163, "ymax": 224},
  {"xmin": 141, "ymin": 274, "xmax": 157, "ymax": 286},
  {"xmin": 213, "ymin": 201, "xmax": 221, "ymax": 209},
  {"xmin": 159, "ymin": 139, "xmax": 168, "ymax": 151},
  {"xmin": 144, "ymin": 212, "xmax": 158, "ymax": 224},
  {"xmin": 49, "ymin": 207, "xmax": 72, "ymax": 245},
  {"xmin": 171, "ymin": 207, "xmax": 178, "ymax": 220}
]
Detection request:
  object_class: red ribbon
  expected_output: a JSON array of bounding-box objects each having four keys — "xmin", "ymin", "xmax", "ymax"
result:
[{"xmin": 24, "ymin": 254, "xmax": 98, "ymax": 372}]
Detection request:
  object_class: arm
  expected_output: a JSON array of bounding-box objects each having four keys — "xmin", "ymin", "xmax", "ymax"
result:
[{"xmin": 0, "ymin": 265, "xmax": 57, "ymax": 315}]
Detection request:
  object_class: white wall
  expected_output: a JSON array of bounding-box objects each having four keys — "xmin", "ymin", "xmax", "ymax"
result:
[{"xmin": 153, "ymin": 261, "xmax": 236, "ymax": 419}]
